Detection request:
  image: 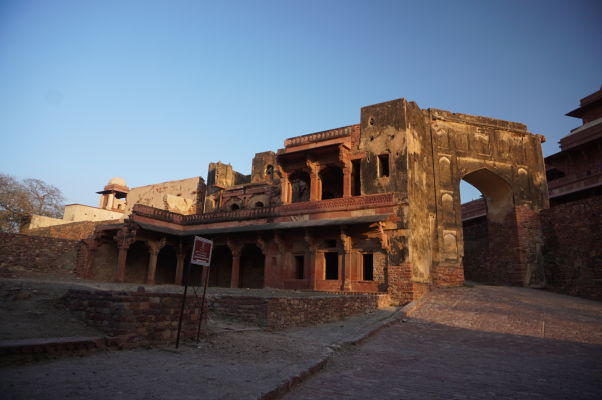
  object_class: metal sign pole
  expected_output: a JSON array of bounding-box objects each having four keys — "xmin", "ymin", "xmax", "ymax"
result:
[
  {"xmin": 195, "ymin": 263, "xmax": 211, "ymax": 344},
  {"xmin": 175, "ymin": 260, "xmax": 191, "ymax": 349}
]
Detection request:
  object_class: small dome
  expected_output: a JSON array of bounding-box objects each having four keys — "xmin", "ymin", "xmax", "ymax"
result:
[{"xmin": 108, "ymin": 177, "xmax": 127, "ymax": 187}]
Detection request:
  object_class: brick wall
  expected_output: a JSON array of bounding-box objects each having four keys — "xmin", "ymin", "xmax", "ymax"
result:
[
  {"xmin": 22, "ymin": 219, "xmax": 118, "ymax": 240},
  {"xmin": 540, "ymin": 194, "xmax": 602, "ymax": 301},
  {"xmin": 0, "ymin": 232, "xmax": 84, "ymax": 277},
  {"xmin": 63, "ymin": 288, "xmax": 204, "ymax": 346},
  {"xmin": 210, "ymin": 293, "xmax": 385, "ymax": 329},
  {"xmin": 64, "ymin": 288, "xmax": 386, "ymax": 345},
  {"xmin": 462, "ymin": 194, "xmax": 602, "ymax": 301}
]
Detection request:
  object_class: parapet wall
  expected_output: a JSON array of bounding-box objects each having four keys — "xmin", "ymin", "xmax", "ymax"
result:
[
  {"xmin": 22, "ymin": 219, "xmax": 119, "ymax": 240},
  {"xmin": 0, "ymin": 233, "xmax": 83, "ymax": 277},
  {"xmin": 63, "ymin": 288, "xmax": 387, "ymax": 345}
]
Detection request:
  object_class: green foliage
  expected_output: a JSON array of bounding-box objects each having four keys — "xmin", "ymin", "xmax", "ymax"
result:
[{"xmin": 0, "ymin": 173, "xmax": 64, "ymax": 233}]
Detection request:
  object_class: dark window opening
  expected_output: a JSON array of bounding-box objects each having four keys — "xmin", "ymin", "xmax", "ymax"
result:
[
  {"xmin": 255, "ymin": 201, "xmax": 264, "ymax": 208},
  {"xmin": 324, "ymin": 239, "xmax": 337, "ymax": 248},
  {"xmin": 325, "ymin": 252, "xmax": 338, "ymax": 280},
  {"xmin": 265, "ymin": 165, "xmax": 274, "ymax": 178},
  {"xmin": 294, "ymin": 255, "xmax": 304, "ymax": 279},
  {"xmin": 290, "ymin": 171, "xmax": 311, "ymax": 203},
  {"xmin": 546, "ymin": 168, "xmax": 565, "ymax": 182},
  {"xmin": 352, "ymin": 159, "xmax": 361, "ymax": 196},
  {"xmin": 320, "ymin": 166, "xmax": 343, "ymax": 200},
  {"xmin": 230, "ymin": 204, "xmax": 240, "ymax": 211},
  {"xmin": 378, "ymin": 154, "xmax": 389, "ymax": 177},
  {"xmin": 362, "ymin": 253, "xmax": 374, "ymax": 281}
]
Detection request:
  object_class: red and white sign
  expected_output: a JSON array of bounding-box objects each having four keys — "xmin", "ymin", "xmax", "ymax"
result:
[{"xmin": 190, "ymin": 236, "xmax": 213, "ymax": 267}]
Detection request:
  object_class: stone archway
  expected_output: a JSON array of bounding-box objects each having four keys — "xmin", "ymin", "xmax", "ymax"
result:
[
  {"xmin": 240, "ymin": 244, "xmax": 265, "ymax": 288},
  {"xmin": 124, "ymin": 241, "xmax": 149, "ymax": 283},
  {"xmin": 155, "ymin": 245, "xmax": 177, "ymax": 284},
  {"xmin": 209, "ymin": 245, "xmax": 232, "ymax": 287}
]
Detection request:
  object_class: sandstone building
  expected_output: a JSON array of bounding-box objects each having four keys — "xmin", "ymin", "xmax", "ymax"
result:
[{"xmin": 77, "ymin": 98, "xmax": 549, "ymax": 304}]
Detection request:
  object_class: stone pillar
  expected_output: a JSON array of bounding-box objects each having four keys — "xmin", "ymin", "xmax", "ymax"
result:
[
  {"xmin": 281, "ymin": 173, "xmax": 290, "ymax": 204},
  {"xmin": 107, "ymin": 193, "xmax": 115, "ymax": 210},
  {"xmin": 145, "ymin": 239, "xmax": 165, "ymax": 285},
  {"xmin": 228, "ymin": 239, "xmax": 242, "ymax": 288},
  {"xmin": 343, "ymin": 165, "xmax": 352, "ymax": 198},
  {"xmin": 113, "ymin": 228, "xmax": 135, "ymax": 282},
  {"xmin": 340, "ymin": 228, "xmax": 352, "ymax": 290}
]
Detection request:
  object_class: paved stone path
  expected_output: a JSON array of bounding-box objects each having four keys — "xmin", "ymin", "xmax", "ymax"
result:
[{"xmin": 284, "ymin": 285, "xmax": 602, "ymax": 400}]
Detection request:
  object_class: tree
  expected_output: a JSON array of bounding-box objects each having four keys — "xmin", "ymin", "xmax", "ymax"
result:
[{"xmin": 0, "ymin": 173, "xmax": 65, "ymax": 232}]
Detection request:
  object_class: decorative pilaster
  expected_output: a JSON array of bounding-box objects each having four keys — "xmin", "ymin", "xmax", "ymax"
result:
[
  {"xmin": 340, "ymin": 227, "xmax": 352, "ymax": 290},
  {"xmin": 146, "ymin": 237, "xmax": 166, "ymax": 285},
  {"xmin": 227, "ymin": 238, "xmax": 243, "ymax": 288},
  {"xmin": 304, "ymin": 229, "xmax": 319, "ymax": 289}
]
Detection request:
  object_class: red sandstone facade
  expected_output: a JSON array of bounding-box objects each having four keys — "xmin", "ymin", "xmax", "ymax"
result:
[{"xmin": 77, "ymin": 98, "xmax": 549, "ymax": 305}]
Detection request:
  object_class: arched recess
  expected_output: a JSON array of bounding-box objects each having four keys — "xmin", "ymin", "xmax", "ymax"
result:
[
  {"xmin": 290, "ymin": 171, "xmax": 310, "ymax": 203},
  {"xmin": 125, "ymin": 241, "xmax": 149, "ymax": 283},
  {"xmin": 240, "ymin": 244, "xmax": 265, "ymax": 288},
  {"xmin": 209, "ymin": 245, "xmax": 232, "ymax": 287},
  {"xmin": 156, "ymin": 245, "xmax": 177, "ymax": 284},
  {"xmin": 320, "ymin": 166, "xmax": 343, "ymax": 200},
  {"xmin": 459, "ymin": 168, "xmax": 518, "ymax": 285}
]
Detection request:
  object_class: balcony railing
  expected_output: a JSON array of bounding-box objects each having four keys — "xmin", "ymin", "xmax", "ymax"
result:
[{"xmin": 132, "ymin": 192, "xmax": 395, "ymax": 226}]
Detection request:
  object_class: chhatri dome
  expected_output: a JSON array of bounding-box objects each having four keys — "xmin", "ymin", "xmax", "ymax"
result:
[{"xmin": 107, "ymin": 177, "xmax": 127, "ymax": 187}]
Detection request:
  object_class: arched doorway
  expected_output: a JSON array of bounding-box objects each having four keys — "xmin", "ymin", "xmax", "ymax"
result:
[
  {"xmin": 320, "ymin": 166, "xmax": 343, "ymax": 199},
  {"xmin": 156, "ymin": 245, "xmax": 177, "ymax": 284},
  {"xmin": 459, "ymin": 168, "xmax": 517, "ymax": 285},
  {"xmin": 240, "ymin": 244, "xmax": 265, "ymax": 288},
  {"xmin": 209, "ymin": 245, "xmax": 232, "ymax": 287},
  {"xmin": 125, "ymin": 241, "xmax": 149, "ymax": 283}
]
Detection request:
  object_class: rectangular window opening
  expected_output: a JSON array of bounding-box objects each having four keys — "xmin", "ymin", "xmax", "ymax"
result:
[
  {"xmin": 325, "ymin": 252, "xmax": 339, "ymax": 280},
  {"xmin": 363, "ymin": 253, "xmax": 374, "ymax": 281},
  {"xmin": 352, "ymin": 159, "xmax": 361, "ymax": 196},
  {"xmin": 378, "ymin": 154, "xmax": 389, "ymax": 177},
  {"xmin": 294, "ymin": 255, "xmax": 304, "ymax": 280}
]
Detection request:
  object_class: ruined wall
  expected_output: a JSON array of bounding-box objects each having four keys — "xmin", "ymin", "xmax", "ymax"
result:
[
  {"xmin": 63, "ymin": 204, "xmax": 124, "ymax": 222},
  {"xmin": 124, "ymin": 177, "xmax": 206, "ymax": 215},
  {"xmin": 540, "ymin": 194, "xmax": 602, "ymax": 300},
  {"xmin": 23, "ymin": 219, "xmax": 119, "ymax": 240},
  {"xmin": 0, "ymin": 233, "xmax": 83, "ymax": 277}
]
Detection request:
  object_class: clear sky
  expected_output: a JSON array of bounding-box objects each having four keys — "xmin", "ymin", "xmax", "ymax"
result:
[{"xmin": 0, "ymin": 0, "xmax": 600, "ymax": 207}]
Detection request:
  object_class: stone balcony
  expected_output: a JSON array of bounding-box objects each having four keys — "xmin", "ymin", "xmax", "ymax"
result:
[{"xmin": 132, "ymin": 192, "xmax": 396, "ymax": 226}]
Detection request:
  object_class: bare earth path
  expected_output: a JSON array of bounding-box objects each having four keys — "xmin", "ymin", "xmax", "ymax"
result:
[{"xmin": 284, "ymin": 285, "xmax": 602, "ymax": 400}]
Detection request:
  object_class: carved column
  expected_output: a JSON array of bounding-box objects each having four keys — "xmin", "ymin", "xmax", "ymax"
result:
[
  {"xmin": 146, "ymin": 238, "xmax": 166, "ymax": 285},
  {"xmin": 340, "ymin": 227, "xmax": 352, "ymax": 290},
  {"xmin": 342, "ymin": 164, "xmax": 352, "ymax": 198},
  {"xmin": 114, "ymin": 228, "xmax": 136, "ymax": 282},
  {"xmin": 307, "ymin": 160, "xmax": 320, "ymax": 201},
  {"xmin": 227, "ymin": 238, "xmax": 243, "ymax": 288},
  {"xmin": 280, "ymin": 172, "xmax": 290, "ymax": 204}
]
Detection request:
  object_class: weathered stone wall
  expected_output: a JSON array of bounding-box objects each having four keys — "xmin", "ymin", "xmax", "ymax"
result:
[
  {"xmin": 124, "ymin": 177, "xmax": 206, "ymax": 215},
  {"xmin": 462, "ymin": 216, "xmax": 488, "ymax": 282},
  {"xmin": 0, "ymin": 233, "xmax": 83, "ymax": 276},
  {"xmin": 64, "ymin": 289, "xmax": 385, "ymax": 345},
  {"xmin": 63, "ymin": 288, "xmax": 203, "ymax": 346},
  {"xmin": 210, "ymin": 293, "xmax": 385, "ymax": 329},
  {"xmin": 23, "ymin": 219, "xmax": 119, "ymax": 240},
  {"xmin": 540, "ymin": 194, "xmax": 602, "ymax": 300}
]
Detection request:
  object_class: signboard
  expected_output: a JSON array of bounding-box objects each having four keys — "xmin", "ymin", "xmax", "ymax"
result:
[{"xmin": 190, "ymin": 236, "xmax": 213, "ymax": 267}]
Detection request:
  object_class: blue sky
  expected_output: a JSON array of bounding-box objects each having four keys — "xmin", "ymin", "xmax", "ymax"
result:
[{"xmin": 0, "ymin": 0, "xmax": 600, "ymax": 206}]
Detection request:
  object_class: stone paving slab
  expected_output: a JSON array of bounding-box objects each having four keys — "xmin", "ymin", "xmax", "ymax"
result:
[{"xmin": 283, "ymin": 284, "xmax": 602, "ymax": 400}]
